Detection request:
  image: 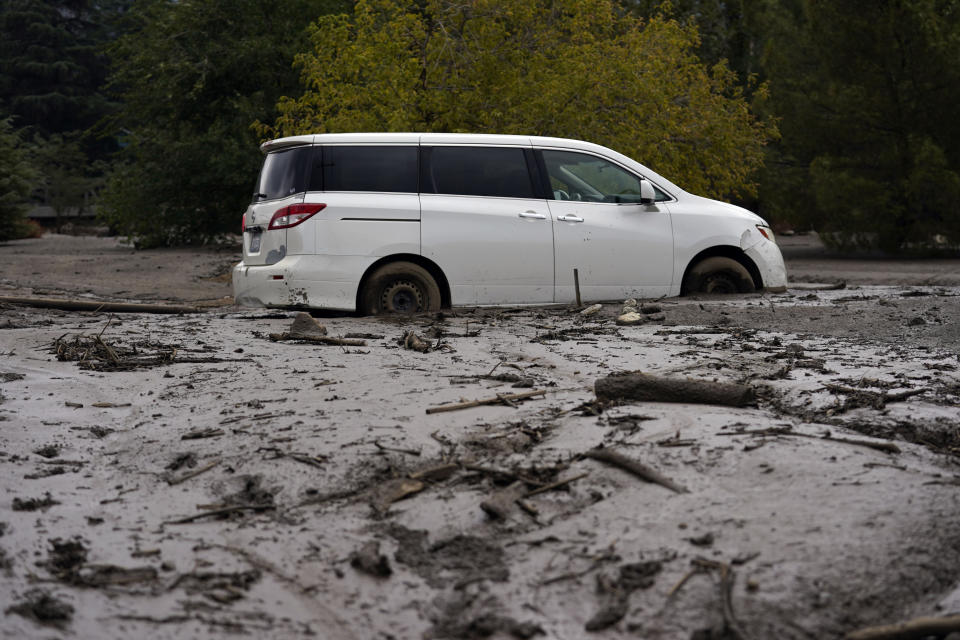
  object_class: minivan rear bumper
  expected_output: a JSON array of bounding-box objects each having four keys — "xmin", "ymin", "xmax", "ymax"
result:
[{"xmin": 232, "ymin": 255, "xmax": 374, "ymax": 311}]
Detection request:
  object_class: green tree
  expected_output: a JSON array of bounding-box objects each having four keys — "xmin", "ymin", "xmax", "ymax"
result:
[
  {"xmin": 1, "ymin": 1, "xmax": 127, "ymax": 228},
  {"xmin": 101, "ymin": 0, "xmax": 350, "ymax": 247},
  {"xmin": 762, "ymin": 0, "xmax": 960, "ymax": 252},
  {"xmin": 0, "ymin": 0, "xmax": 118, "ymax": 137},
  {"xmin": 268, "ymin": 0, "xmax": 775, "ymax": 201},
  {"xmin": 0, "ymin": 116, "xmax": 38, "ymax": 240}
]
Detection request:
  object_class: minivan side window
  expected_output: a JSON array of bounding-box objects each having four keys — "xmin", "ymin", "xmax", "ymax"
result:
[
  {"xmin": 425, "ymin": 146, "xmax": 536, "ymax": 199},
  {"xmin": 256, "ymin": 146, "xmax": 313, "ymax": 201},
  {"xmin": 542, "ymin": 150, "xmax": 670, "ymax": 203},
  {"xmin": 317, "ymin": 146, "xmax": 418, "ymax": 193}
]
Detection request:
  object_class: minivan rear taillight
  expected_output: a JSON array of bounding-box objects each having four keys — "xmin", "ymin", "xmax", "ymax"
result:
[{"xmin": 268, "ymin": 203, "xmax": 327, "ymax": 230}]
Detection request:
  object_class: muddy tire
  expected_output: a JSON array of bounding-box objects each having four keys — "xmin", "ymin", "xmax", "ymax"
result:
[
  {"xmin": 683, "ymin": 256, "xmax": 756, "ymax": 295},
  {"xmin": 360, "ymin": 262, "xmax": 442, "ymax": 315}
]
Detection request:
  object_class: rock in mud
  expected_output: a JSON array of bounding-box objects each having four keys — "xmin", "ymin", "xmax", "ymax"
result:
[
  {"xmin": 401, "ymin": 330, "xmax": 431, "ymax": 353},
  {"xmin": 349, "ymin": 540, "xmax": 392, "ymax": 577},
  {"xmin": 5, "ymin": 589, "xmax": 74, "ymax": 629},
  {"xmin": 616, "ymin": 312, "xmax": 644, "ymax": 326},
  {"xmin": 12, "ymin": 492, "xmax": 60, "ymax": 512},
  {"xmin": 288, "ymin": 311, "xmax": 327, "ymax": 337}
]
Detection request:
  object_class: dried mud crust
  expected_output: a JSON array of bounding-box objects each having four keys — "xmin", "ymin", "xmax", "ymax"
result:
[{"xmin": 1, "ymin": 286, "xmax": 960, "ymax": 639}]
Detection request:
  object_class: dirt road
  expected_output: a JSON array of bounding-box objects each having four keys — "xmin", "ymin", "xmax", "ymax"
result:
[{"xmin": 1, "ymin": 235, "xmax": 959, "ymax": 639}]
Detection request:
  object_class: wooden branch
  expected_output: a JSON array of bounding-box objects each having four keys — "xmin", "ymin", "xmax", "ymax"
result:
[
  {"xmin": 426, "ymin": 389, "xmax": 546, "ymax": 414},
  {"xmin": 269, "ymin": 332, "xmax": 366, "ymax": 346},
  {"xmin": 722, "ymin": 428, "xmax": 900, "ymax": 454},
  {"xmin": 164, "ymin": 504, "xmax": 275, "ymax": 524},
  {"xmin": 595, "ymin": 372, "xmax": 755, "ymax": 407},
  {"xmin": 167, "ymin": 459, "xmax": 220, "ymax": 485},
  {"xmin": 844, "ymin": 615, "xmax": 960, "ymax": 640},
  {"xmin": 0, "ymin": 295, "xmax": 201, "ymax": 314},
  {"xmin": 583, "ymin": 448, "xmax": 688, "ymax": 494},
  {"xmin": 524, "ymin": 472, "xmax": 589, "ymax": 497}
]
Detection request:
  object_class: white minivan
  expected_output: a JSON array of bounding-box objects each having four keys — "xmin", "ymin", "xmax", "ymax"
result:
[{"xmin": 233, "ymin": 133, "xmax": 786, "ymax": 314}]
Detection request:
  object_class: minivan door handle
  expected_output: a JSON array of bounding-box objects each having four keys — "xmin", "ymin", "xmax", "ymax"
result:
[
  {"xmin": 557, "ymin": 214, "xmax": 584, "ymax": 223},
  {"xmin": 518, "ymin": 211, "xmax": 547, "ymax": 220}
]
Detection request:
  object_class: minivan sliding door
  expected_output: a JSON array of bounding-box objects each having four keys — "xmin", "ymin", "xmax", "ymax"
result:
[{"xmin": 420, "ymin": 146, "xmax": 554, "ymax": 305}]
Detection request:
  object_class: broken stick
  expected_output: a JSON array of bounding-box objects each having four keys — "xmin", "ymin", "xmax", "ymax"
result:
[
  {"xmin": 167, "ymin": 459, "xmax": 221, "ymax": 486},
  {"xmin": 844, "ymin": 614, "xmax": 960, "ymax": 640},
  {"xmin": 524, "ymin": 471, "xmax": 589, "ymax": 498},
  {"xmin": 722, "ymin": 428, "xmax": 901, "ymax": 454},
  {"xmin": 583, "ymin": 448, "xmax": 688, "ymax": 494},
  {"xmin": 164, "ymin": 504, "xmax": 275, "ymax": 524},
  {"xmin": 269, "ymin": 333, "xmax": 366, "ymax": 346},
  {"xmin": 0, "ymin": 295, "xmax": 201, "ymax": 314},
  {"xmin": 425, "ymin": 389, "xmax": 546, "ymax": 414},
  {"xmin": 595, "ymin": 372, "xmax": 755, "ymax": 407}
]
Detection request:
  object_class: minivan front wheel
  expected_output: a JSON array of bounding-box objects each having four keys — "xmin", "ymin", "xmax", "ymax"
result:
[
  {"xmin": 683, "ymin": 256, "xmax": 756, "ymax": 295},
  {"xmin": 361, "ymin": 262, "xmax": 442, "ymax": 315}
]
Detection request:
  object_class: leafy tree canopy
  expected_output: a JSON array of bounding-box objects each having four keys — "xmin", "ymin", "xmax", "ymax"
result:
[
  {"xmin": 0, "ymin": 116, "xmax": 38, "ymax": 240},
  {"xmin": 267, "ymin": 0, "xmax": 775, "ymax": 200},
  {"xmin": 761, "ymin": 0, "xmax": 960, "ymax": 252},
  {"xmin": 0, "ymin": 0, "xmax": 119, "ymax": 138},
  {"xmin": 100, "ymin": 0, "xmax": 348, "ymax": 246}
]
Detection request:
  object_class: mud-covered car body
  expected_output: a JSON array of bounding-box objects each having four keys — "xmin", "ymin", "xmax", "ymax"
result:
[{"xmin": 233, "ymin": 133, "xmax": 786, "ymax": 312}]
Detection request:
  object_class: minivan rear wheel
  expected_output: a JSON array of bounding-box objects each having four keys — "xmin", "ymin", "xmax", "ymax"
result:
[
  {"xmin": 361, "ymin": 262, "xmax": 442, "ymax": 315},
  {"xmin": 683, "ymin": 256, "xmax": 756, "ymax": 295}
]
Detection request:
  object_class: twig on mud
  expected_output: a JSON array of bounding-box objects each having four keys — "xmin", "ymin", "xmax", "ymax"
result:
[
  {"xmin": 286, "ymin": 453, "xmax": 328, "ymax": 468},
  {"xmin": 843, "ymin": 614, "xmax": 960, "ymax": 640},
  {"xmin": 539, "ymin": 548, "xmax": 620, "ymax": 586},
  {"xmin": 181, "ymin": 428, "xmax": 224, "ymax": 440},
  {"xmin": 290, "ymin": 488, "xmax": 366, "ymax": 510},
  {"xmin": 167, "ymin": 459, "xmax": 221, "ymax": 485},
  {"xmin": 582, "ymin": 448, "xmax": 689, "ymax": 494},
  {"xmin": 0, "ymin": 295, "xmax": 201, "ymax": 314},
  {"xmin": 268, "ymin": 332, "xmax": 366, "ymax": 346},
  {"xmin": 461, "ymin": 463, "xmax": 544, "ymax": 488},
  {"xmin": 425, "ymin": 389, "xmax": 546, "ymax": 414},
  {"xmin": 373, "ymin": 440, "xmax": 421, "ymax": 456},
  {"xmin": 408, "ymin": 463, "xmax": 459, "ymax": 482},
  {"xmin": 720, "ymin": 427, "xmax": 901, "ymax": 454},
  {"xmin": 682, "ymin": 557, "xmax": 752, "ymax": 640},
  {"xmin": 524, "ymin": 472, "xmax": 590, "ymax": 498},
  {"xmin": 164, "ymin": 504, "xmax": 275, "ymax": 524},
  {"xmin": 117, "ymin": 615, "xmax": 191, "ymax": 624}
]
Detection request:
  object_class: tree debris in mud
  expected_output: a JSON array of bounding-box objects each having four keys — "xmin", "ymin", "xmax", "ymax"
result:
[
  {"xmin": 426, "ymin": 389, "xmax": 546, "ymax": 414},
  {"xmin": 401, "ymin": 330, "xmax": 432, "ymax": 353},
  {"xmin": 52, "ymin": 333, "xmax": 244, "ymax": 371},
  {"xmin": 583, "ymin": 448, "xmax": 688, "ymax": 493},
  {"xmin": 5, "ymin": 589, "xmax": 74, "ymax": 629},
  {"xmin": 586, "ymin": 560, "xmax": 664, "ymax": 631},
  {"xmin": 595, "ymin": 371, "xmax": 756, "ymax": 407},
  {"xmin": 349, "ymin": 540, "xmax": 392, "ymax": 577},
  {"xmin": 12, "ymin": 492, "xmax": 60, "ymax": 511}
]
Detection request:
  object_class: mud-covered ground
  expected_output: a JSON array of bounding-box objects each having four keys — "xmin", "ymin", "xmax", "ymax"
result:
[{"xmin": 1, "ymin": 234, "xmax": 959, "ymax": 639}]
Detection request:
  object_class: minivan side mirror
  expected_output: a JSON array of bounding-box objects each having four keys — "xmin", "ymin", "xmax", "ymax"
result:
[{"xmin": 639, "ymin": 179, "xmax": 655, "ymax": 205}]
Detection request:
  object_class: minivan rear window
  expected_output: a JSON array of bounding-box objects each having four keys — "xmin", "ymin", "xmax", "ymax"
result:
[
  {"xmin": 426, "ymin": 146, "xmax": 535, "ymax": 199},
  {"xmin": 256, "ymin": 146, "xmax": 313, "ymax": 201},
  {"xmin": 320, "ymin": 146, "xmax": 418, "ymax": 193}
]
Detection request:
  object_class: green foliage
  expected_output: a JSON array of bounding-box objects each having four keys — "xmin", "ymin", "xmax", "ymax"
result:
[
  {"xmin": 268, "ymin": 0, "xmax": 775, "ymax": 200},
  {"xmin": 0, "ymin": 116, "xmax": 38, "ymax": 241},
  {"xmin": 0, "ymin": 0, "xmax": 119, "ymax": 138},
  {"xmin": 100, "ymin": 0, "xmax": 349, "ymax": 247},
  {"xmin": 1, "ymin": 1, "xmax": 126, "ymax": 229},
  {"xmin": 762, "ymin": 0, "xmax": 960, "ymax": 252}
]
